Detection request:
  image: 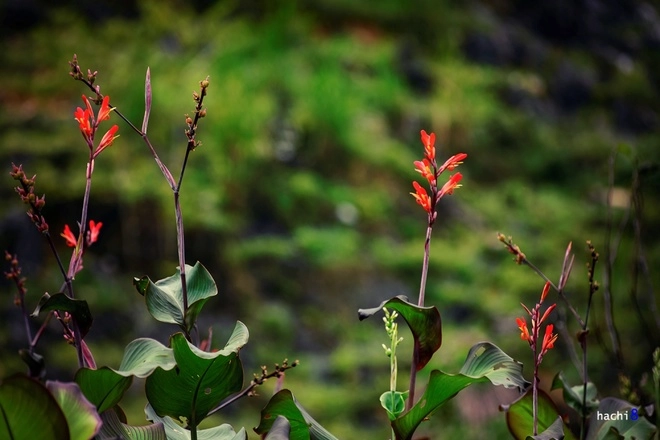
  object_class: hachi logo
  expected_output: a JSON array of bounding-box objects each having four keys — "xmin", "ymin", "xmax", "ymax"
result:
[{"xmin": 596, "ymin": 408, "xmax": 639, "ymax": 421}]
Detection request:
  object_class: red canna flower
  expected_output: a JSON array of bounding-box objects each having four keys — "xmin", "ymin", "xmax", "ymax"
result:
[
  {"xmin": 94, "ymin": 125, "xmax": 119, "ymax": 158},
  {"xmin": 61, "ymin": 224, "xmax": 77, "ymax": 247},
  {"xmin": 74, "ymin": 96, "xmax": 94, "ymax": 143},
  {"xmin": 438, "ymin": 173, "xmax": 463, "ymax": 199},
  {"xmin": 541, "ymin": 324, "xmax": 558, "ymax": 354},
  {"xmin": 516, "ymin": 317, "xmax": 531, "ymax": 342},
  {"xmin": 438, "ymin": 153, "xmax": 468, "ymax": 174},
  {"xmin": 88, "ymin": 220, "xmax": 103, "ymax": 244},
  {"xmin": 413, "ymin": 159, "xmax": 435, "ymax": 184},
  {"xmin": 410, "ymin": 181, "xmax": 432, "ymax": 213},
  {"xmin": 96, "ymin": 95, "xmax": 113, "ymax": 123},
  {"xmin": 420, "ymin": 130, "xmax": 436, "ymax": 161}
]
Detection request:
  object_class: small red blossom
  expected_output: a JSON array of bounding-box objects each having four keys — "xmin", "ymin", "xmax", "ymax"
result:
[
  {"xmin": 420, "ymin": 130, "xmax": 436, "ymax": 161},
  {"xmin": 94, "ymin": 125, "xmax": 119, "ymax": 158},
  {"xmin": 438, "ymin": 173, "xmax": 463, "ymax": 198},
  {"xmin": 413, "ymin": 159, "xmax": 435, "ymax": 183},
  {"xmin": 539, "ymin": 303, "xmax": 557, "ymax": 324},
  {"xmin": 96, "ymin": 95, "xmax": 113, "ymax": 123},
  {"xmin": 88, "ymin": 220, "xmax": 103, "ymax": 244},
  {"xmin": 540, "ymin": 281, "xmax": 551, "ymax": 302},
  {"xmin": 438, "ymin": 153, "xmax": 468, "ymax": 174},
  {"xmin": 61, "ymin": 224, "xmax": 77, "ymax": 247},
  {"xmin": 410, "ymin": 181, "xmax": 432, "ymax": 213},
  {"xmin": 541, "ymin": 324, "xmax": 558, "ymax": 354},
  {"xmin": 516, "ymin": 317, "xmax": 531, "ymax": 342}
]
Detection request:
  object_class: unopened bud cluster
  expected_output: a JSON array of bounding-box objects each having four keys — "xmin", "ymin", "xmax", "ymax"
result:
[
  {"xmin": 4, "ymin": 251, "xmax": 27, "ymax": 306},
  {"xmin": 10, "ymin": 163, "xmax": 48, "ymax": 233},
  {"xmin": 185, "ymin": 77, "xmax": 210, "ymax": 151}
]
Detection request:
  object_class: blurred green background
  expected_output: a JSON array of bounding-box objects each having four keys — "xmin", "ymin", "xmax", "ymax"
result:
[{"xmin": 1, "ymin": 0, "xmax": 659, "ymax": 438}]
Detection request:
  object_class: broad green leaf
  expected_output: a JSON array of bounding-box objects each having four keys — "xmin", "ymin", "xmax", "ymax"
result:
[
  {"xmin": 0, "ymin": 373, "xmax": 69, "ymax": 440},
  {"xmin": 145, "ymin": 403, "xmax": 246, "ymax": 440},
  {"xmin": 75, "ymin": 367, "xmax": 133, "ymax": 413},
  {"xmin": 505, "ymin": 388, "xmax": 575, "ymax": 440},
  {"xmin": 586, "ymin": 397, "xmax": 656, "ymax": 440},
  {"xmin": 380, "ymin": 391, "xmax": 408, "ymax": 421},
  {"xmin": 31, "ymin": 292, "xmax": 93, "ymax": 337},
  {"xmin": 358, "ymin": 296, "xmax": 441, "ymax": 370},
  {"xmin": 552, "ymin": 372, "xmax": 599, "ymax": 415},
  {"xmin": 46, "ymin": 381, "xmax": 102, "ymax": 440},
  {"xmin": 256, "ymin": 389, "xmax": 339, "ymax": 440},
  {"xmin": 146, "ymin": 323, "xmax": 247, "ymax": 428},
  {"xmin": 97, "ymin": 406, "xmax": 167, "ymax": 440},
  {"xmin": 255, "ymin": 390, "xmax": 310, "ymax": 440},
  {"xmin": 393, "ymin": 342, "xmax": 529, "ymax": 440},
  {"xmin": 134, "ymin": 261, "xmax": 218, "ymax": 331}
]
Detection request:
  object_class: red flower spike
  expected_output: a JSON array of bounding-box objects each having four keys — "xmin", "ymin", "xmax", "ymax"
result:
[
  {"xmin": 540, "ymin": 281, "xmax": 551, "ymax": 302},
  {"xmin": 413, "ymin": 159, "xmax": 435, "ymax": 184},
  {"xmin": 438, "ymin": 173, "xmax": 463, "ymax": 199},
  {"xmin": 88, "ymin": 220, "xmax": 103, "ymax": 244},
  {"xmin": 410, "ymin": 181, "xmax": 432, "ymax": 213},
  {"xmin": 61, "ymin": 224, "xmax": 77, "ymax": 247},
  {"xmin": 420, "ymin": 130, "xmax": 436, "ymax": 161},
  {"xmin": 74, "ymin": 106, "xmax": 93, "ymax": 141},
  {"xmin": 94, "ymin": 125, "xmax": 119, "ymax": 158},
  {"xmin": 516, "ymin": 317, "xmax": 531, "ymax": 342}
]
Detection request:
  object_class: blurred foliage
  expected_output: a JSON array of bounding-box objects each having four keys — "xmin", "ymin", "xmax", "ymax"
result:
[{"xmin": 1, "ymin": 0, "xmax": 660, "ymax": 438}]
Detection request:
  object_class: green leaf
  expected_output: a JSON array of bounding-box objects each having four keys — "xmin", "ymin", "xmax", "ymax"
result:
[
  {"xmin": 264, "ymin": 416, "xmax": 291, "ymax": 440},
  {"xmin": 145, "ymin": 323, "xmax": 247, "ymax": 428},
  {"xmin": 586, "ymin": 398, "xmax": 657, "ymax": 440},
  {"xmin": 527, "ymin": 416, "xmax": 566, "ymax": 440},
  {"xmin": 552, "ymin": 371, "xmax": 599, "ymax": 415},
  {"xmin": 358, "ymin": 296, "xmax": 442, "ymax": 370},
  {"xmin": 145, "ymin": 404, "xmax": 246, "ymax": 440},
  {"xmin": 134, "ymin": 261, "xmax": 218, "ymax": 331},
  {"xmin": 117, "ymin": 337, "xmax": 177, "ymax": 378},
  {"xmin": 31, "ymin": 292, "xmax": 93, "ymax": 338},
  {"xmin": 46, "ymin": 381, "xmax": 102, "ymax": 440},
  {"xmin": 256, "ymin": 389, "xmax": 340, "ymax": 440},
  {"xmin": 255, "ymin": 390, "xmax": 310, "ymax": 440},
  {"xmin": 0, "ymin": 373, "xmax": 70, "ymax": 440},
  {"xmin": 393, "ymin": 342, "xmax": 529, "ymax": 440},
  {"xmin": 75, "ymin": 367, "xmax": 133, "ymax": 413},
  {"xmin": 505, "ymin": 388, "xmax": 576, "ymax": 440},
  {"xmin": 380, "ymin": 391, "xmax": 408, "ymax": 421},
  {"xmin": 97, "ymin": 406, "xmax": 167, "ymax": 440}
]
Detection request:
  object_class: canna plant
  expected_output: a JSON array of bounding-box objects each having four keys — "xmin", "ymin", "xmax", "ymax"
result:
[{"xmin": 2, "ymin": 53, "xmax": 658, "ymax": 440}]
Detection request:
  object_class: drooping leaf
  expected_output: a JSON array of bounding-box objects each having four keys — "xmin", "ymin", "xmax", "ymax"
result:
[
  {"xmin": 586, "ymin": 398, "xmax": 656, "ymax": 440},
  {"xmin": 117, "ymin": 337, "xmax": 177, "ymax": 378},
  {"xmin": 358, "ymin": 296, "xmax": 441, "ymax": 370},
  {"xmin": 552, "ymin": 372, "xmax": 599, "ymax": 416},
  {"xmin": 527, "ymin": 416, "xmax": 566, "ymax": 440},
  {"xmin": 18, "ymin": 348, "xmax": 45, "ymax": 379},
  {"xmin": 145, "ymin": 403, "xmax": 246, "ymax": 440},
  {"xmin": 505, "ymin": 388, "xmax": 576, "ymax": 440},
  {"xmin": 46, "ymin": 381, "xmax": 102, "ymax": 440},
  {"xmin": 255, "ymin": 389, "xmax": 310, "ymax": 440},
  {"xmin": 393, "ymin": 342, "xmax": 530, "ymax": 440},
  {"xmin": 146, "ymin": 323, "xmax": 247, "ymax": 428},
  {"xmin": 0, "ymin": 373, "xmax": 69, "ymax": 440},
  {"xmin": 97, "ymin": 406, "xmax": 167, "ymax": 440},
  {"xmin": 256, "ymin": 389, "xmax": 339, "ymax": 440},
  {"xmin": 31, "ymin": 292, "xmax": 93, "ymax": 337},
  {"xmin": 133, "ymin": 262, "xmax": 218, "ymax": 331},
  {"xmin": 264, "ymin": 416, "xmax": 291, "ymax": 440},
  {"xmin": 75, "ymin": 367, "xmax": 133, "ymax": 413}
]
